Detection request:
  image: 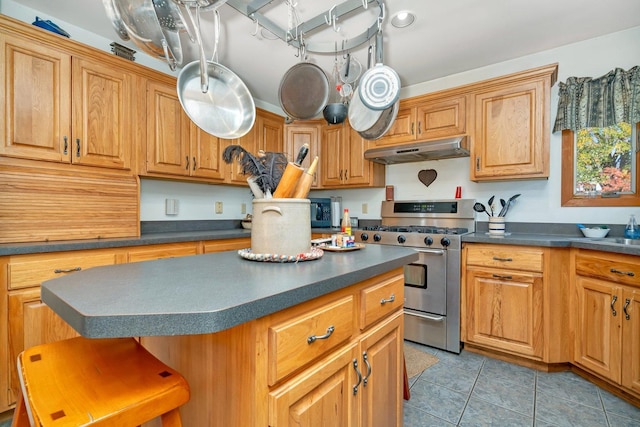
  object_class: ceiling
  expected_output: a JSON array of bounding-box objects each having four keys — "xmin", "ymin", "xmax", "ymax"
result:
[{"xmin": 12, "ymin": 0, "xmax": 640, "ymax": 109}]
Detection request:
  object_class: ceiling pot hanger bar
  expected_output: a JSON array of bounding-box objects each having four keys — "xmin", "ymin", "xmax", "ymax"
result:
[{"xmin": 224, "ymin": 0, "xmax": 384, "ymax": 53}]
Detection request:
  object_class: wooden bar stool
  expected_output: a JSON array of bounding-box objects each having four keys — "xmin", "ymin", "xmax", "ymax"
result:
[{"xmin": 12, "ymin": 336, "xmax": 190, "ymax": 427}]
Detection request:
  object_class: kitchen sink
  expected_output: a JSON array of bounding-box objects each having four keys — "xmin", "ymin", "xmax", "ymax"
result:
[{"xmin": 600, "ymin": 237, "xmax": 640, "ymax": 245}]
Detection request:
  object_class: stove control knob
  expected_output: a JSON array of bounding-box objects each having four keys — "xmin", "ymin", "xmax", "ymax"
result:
[
  {"xmin": 440, "ymin": 237, "xmax": 451, "ymax": 247},
  {"xmin": 360, "ymin": 233, "xmax": 369, "ymax": 241},
  {"xmin": 424, "ymin": 236, "xmax": 433, "ymax": 246},
  {"xmin": 373, "ymin": 233, "xmax": 382, "ymax": 242},
  {"xmin": 397, "ymin": 235, "xmax": 406, "ymax": 244}
]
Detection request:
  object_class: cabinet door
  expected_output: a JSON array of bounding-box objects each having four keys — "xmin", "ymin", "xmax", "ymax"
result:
[
  {"xmin": 344, "ymin": 128, "xmax": 371, "ymax": 185},
  {"xmin": 190, "ymin": 126, "xmax": 226, "ymax": 180},
  {"xmin": 146, "ymin": 79, "xmax": 190, "ymax": 176},
  {"xmin": 8, "ymin": 288, "xmax": 80, "ymax": 404},
  {"xmin": 622, "ymin": 287, "xmax": 640, "ymax": 393},
  {"xmin": 226, "ymin": 127, "xmax": 257, "ymax": 184},
  {"xmin": 269, "ymin": 342, "xmax": 359, "ymax": 427},
  {"xmin": 372, "ymin": 106, "xmax": 416, "ymax": 146},
  {"xmin": 465, "ymin": 267, "xmax": 544, "ymax": 358},
  {"xmin": 285, "ymin": 123, "xmax": 321, "ymax": 187},
  {"xmin": 71, "ymin": 57, "xmax": 132, "ymax": 170},
  {"xmin": 471, "ymin": 79, "xmax": 548, "ymax": 180},
  {"xmin": 0, "ymin": 33, "xmax": 71, "ymax": 163},
  {"xmin": 320, "ymin": 124, "xmax": 346, "ymax": 187},
  {"xmin": 574, "ymin": 276, "xmax": 622, "ymax": 382},
  {"xmin": 359, "ymin": 312, "xmax": 403, "ymax": 427},
  {"xmin": 257, "ymin": 112, "xmax": 283, "ymax": 153},
  {"xmin": 417, "ymin": 95, "xmax": 466, "ymax": 140}
]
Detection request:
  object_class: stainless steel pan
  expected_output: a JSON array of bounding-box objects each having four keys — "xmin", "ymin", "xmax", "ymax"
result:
[
  {"xmin": 358, "ymin": 31, "xmax": 400, "ymax": 110},
  {"xmin": 279, "ymin": 61, "xmax": 329, "ymax": 121},
  {"xmin": 101, "ymin": 0, "xmax": 129, "ymax": 41},
  {"xmin": 348, "ymin": 44, "xmax": 383, "ymax": 131},
  {"xmin": 358, "ymin": 100, "xmax": 398, "ymax": 140},
  {"xmin": 177, "ymin": 6, "xmax": 255, "ymax": 138}
]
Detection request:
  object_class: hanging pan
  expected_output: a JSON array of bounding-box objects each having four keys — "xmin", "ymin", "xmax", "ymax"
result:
[
  {"xmin": 358, "ymin": 100, "xmax": 399, "ymax": 140},
  {"xmin": 348, "ymin": 44, "xmax": 383, "ymax": 132},
  {"xmin": 101, "ymin": 0, "xmax": 129, "ymax": 41},
  {"xmin": 279, "ymin": 48, "xmax": 330, "ymax": 121},
  {"xmin": 177, "ymin": 7, "xmax": 255, "ymax": 139},
  {"xmin": 358, "ymin": 31, "xmax": 400, "ymax": 111}
]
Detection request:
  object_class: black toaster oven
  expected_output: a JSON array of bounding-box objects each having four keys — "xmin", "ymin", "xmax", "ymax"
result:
[{"xmin": 309, "ymin": 198, "xmax": 332, "ymax": 228}]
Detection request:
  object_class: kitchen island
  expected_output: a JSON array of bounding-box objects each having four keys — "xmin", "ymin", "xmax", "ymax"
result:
[{"xmin": 41, "ymin": 245, "xmax": 418, "ymax": 426}]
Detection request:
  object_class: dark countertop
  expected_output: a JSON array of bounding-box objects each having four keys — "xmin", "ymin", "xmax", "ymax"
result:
[
  {"xmin": 40, "ymin": 244, "xmax": 418, "ymax": 339},
  {"xmin": 462, "ymin": 232, "xmax": 640, "ymax": 256}
]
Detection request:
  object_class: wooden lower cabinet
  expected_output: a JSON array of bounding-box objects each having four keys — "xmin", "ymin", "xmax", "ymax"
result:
[
  {"xmin": 140, "ymin": 269, "xmax": 404, "ymax": 426},
  {"xmin": 127, "ymin": 242, "xmax": 199, "ymax": 263},
  {"xmin": 573, "ymin": 250, "xmax": 640, "ymax": 398},
  {"xmin": 202, "ymin": 238, "xmax": 251, "ymax": 253}
]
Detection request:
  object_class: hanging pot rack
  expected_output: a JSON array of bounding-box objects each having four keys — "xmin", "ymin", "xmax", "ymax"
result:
[{"xmin": 223, "ymin": 0, "xmax": 385, "ymax": 54}]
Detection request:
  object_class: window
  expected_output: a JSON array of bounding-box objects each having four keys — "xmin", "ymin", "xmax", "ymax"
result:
[{"xmin": 561, "ymin": 122, "xmax": 640, "ymax": 207}]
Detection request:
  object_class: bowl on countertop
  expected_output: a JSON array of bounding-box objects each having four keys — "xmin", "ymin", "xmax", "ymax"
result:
[
  {"xmin": 241, "ymin": 214, "xmax": 252, "ymax": 230},
  {"xmin": 580, "ymin": 227, "xmax": 610, "ymax": 238}
]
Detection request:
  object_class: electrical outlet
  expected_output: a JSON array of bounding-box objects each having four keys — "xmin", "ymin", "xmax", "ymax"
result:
[
  {"xmin": 165, "ymin": 199, "xmax": 179, "ymax": 215},
  {"xmin": 362, "ymin": 203, "xmax": 368, "ymax": 214},
  {"xmin": 215, "ymin": 201, "xmax": 223, "ymax": 214},
  {"xmin": 241, "ymin": 203, "xmax": 246, "ymax": 215}
]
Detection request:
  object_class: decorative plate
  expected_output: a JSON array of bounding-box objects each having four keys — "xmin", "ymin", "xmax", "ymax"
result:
[
  {"xmin": 318, "ymin": 243, "xmax": 365, "ymax": 252},
  {"xmin": 238, "ymin": 247, "xmax": 324, "ymax": 263}
]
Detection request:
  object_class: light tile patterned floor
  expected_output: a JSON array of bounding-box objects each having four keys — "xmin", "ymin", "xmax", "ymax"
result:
[{"xmin": 404, "ymin": 341, "xmax": 640, "ymax": 427}]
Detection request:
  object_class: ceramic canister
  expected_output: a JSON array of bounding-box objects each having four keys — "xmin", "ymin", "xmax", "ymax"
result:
[
  {"xmin": 488, "ymin": 217, "xmax": 506, "ymax": 235},
  {"xmin": 251, "ymin": 198, "xmax": 311, "ymax": 255}
]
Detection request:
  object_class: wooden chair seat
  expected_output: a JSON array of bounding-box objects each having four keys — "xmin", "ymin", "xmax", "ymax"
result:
[{"xmin": 12, "ymin": 336, "xmax": 190, "ymax": 427}]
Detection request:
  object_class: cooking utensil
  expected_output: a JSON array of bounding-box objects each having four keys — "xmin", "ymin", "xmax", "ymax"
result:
[
  {"xmin": 153, "ymin": 0, "xmax": 195, "ymax": 43},
  {"xmin": 292, "ymin": 156, "xmax": 319, "ymax": 199},
  {"xmin": 357, "ymin": 31, "xmax": 400, "ymax": 111},
  {"xmin": 473, "ymin": 202, "xmax": 490, "ymax": 217},
  {"xmin": 488, "ymin": 196, "xmax": 495, "ymax": 216},
  {"xmin": 323, "ymin": 103, "xmax": 348, "ymax": 125},
  {"xmin": 177, "ymin": 7, "xmax": 255, "ymax": 138},
  {"xmin": 101, "ymin": 0, "xmax": 129, "ymax": 40},
  {"xmin": 348, "ymin": 43, "xmax": 383, "ymax": 132},
  {"xmin": 499, "ymin": 194, "xmax": 521, "ymax": 217},
  {"xmin": 340, "ymin": 53, "xmax": 362, "ymax": 84},
  {"xmin": 272, "ymin": 144, "xmax": 309, "ymax": 198},
  {"xmin": 358, "ymin": 100, "xmax": 399, "ymax": 140},
  {"xmin": 114, "ymin": 0, "xmax": 181, "ymax": 67},
  {"xmin": 279, "ymin": 60, "xmax": 329, "ymax": 121}
]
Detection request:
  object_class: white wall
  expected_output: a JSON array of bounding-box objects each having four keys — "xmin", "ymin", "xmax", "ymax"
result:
[{"xmin": 3, "ymin": 0, "xmax": 639, "ymax": 224}]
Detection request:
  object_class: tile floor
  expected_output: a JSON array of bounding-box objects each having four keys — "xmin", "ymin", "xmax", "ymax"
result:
[{"xmin": 404, "ymin": 341, "xmax": 640, "ymax": 427}]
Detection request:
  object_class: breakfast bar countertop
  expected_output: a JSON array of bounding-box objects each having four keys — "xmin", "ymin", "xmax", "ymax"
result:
[{"xmin": 40, "ymin": 244, "xmax": 418, "ymax": 339}]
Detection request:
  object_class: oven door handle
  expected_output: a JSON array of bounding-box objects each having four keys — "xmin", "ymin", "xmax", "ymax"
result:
[
  {"xmin": 414, "ymin": 249, "xmax": 445, "ymax": 256},
  {"xmin": 404, "ymin": 309, "xmax": 445, "ymax": 322}
]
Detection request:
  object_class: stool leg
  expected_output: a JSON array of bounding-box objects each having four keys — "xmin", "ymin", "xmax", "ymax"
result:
[
  {"xmin": 160, "ymin": 408, "xmax": 183, "ymax": 427},
  {"xmin": 11, "ymin": 393, "xmax": 29, "ymax": 427}
]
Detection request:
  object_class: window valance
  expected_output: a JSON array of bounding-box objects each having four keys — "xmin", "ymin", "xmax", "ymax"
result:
[{"xmin": 553, "ymin": 66, "xmax": 640, "ymax": 132}]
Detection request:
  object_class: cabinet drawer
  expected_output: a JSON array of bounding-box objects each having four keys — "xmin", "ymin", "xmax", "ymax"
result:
[
  {"xmin": 360, "ymin": 274, "xmax": 404, "ymax": 329},
  {"xmin": 465, "ymin": 245, "xmax": 543, "ymax": 272},
  {"xmin": 8, "ymin": 251, "xmax": 119, "ymax": 290},
  {"xmin": 127, "ymin": 243, "xmax": 198, "ymax": 263},
  {"xmin": 268, "ymin": 295, "xmax": 354, "ymax": 386},
  {"xmin": 575, "ymin": 253, "xmax": 640, "ymax": 288}
]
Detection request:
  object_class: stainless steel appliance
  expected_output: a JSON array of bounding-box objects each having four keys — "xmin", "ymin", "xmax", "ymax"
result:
[
  {"xmin": 309, "ymin": 198, "xmax": 332, "ymax": 228},
  {"xmin": 353, "ymin": 199, "xmax": 475, "ymax": 353}
]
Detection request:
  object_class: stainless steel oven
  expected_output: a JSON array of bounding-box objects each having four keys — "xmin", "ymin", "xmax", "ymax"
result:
[{"xmin": 354, "ymin": 199, "xmax": 475, "ymax": 353}]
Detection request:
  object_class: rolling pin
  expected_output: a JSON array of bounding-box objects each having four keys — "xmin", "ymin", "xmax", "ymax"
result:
[
  {"xmin": 292, "ymin": 156, "xmax": 319, "ymax": 199},
  {"xmin": 273, "ymin": 143, "xmax": 309, "ymax": 198}
]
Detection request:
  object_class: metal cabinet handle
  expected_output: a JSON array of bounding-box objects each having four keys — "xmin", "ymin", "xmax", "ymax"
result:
[
  {"xmin": 380, "ymin": 294, "xmax": 395, "ymax": 305},
  {"xmin": 623, "ymin": 298, "xmax": 631, "ymax": 320},
  {"xmin": 352, "ymin": 359, "xmax": 362, "ymax": 395},
  {"xmin": 611, "ymin": 295, "xmax": 618, "ymax": 316},
  {"xmin": 192, "ymin": 156, "xmax": 196, "ymax": 171},
  {"xmin": 418, "ymin": 121, "xmax": 422, "ymax": 134},
  {"xmin": 185, "ymin": 156, "xmax": 190, "ymax": 170},
  {"xmin": 492, "ymin": 274, "xmax": 512, "ymax": 280},
  {"xmin": 307, "ymin": 325, "xmax": 335, "ymax": 344},
  {"xmin": 63, "ymin": 136, "xmax": 68, "ymax": 155},
  {"xmin": 54, "ymin": 267, "xmax": 81, "ymax": 274},
  {"xmin": 492, "ymin": 256, "xmax": 513, "ymax": 262},
  {"xmin": 411, "ymin": 122, "xmax": 414, "ymax": 135},
  {"xmin": 362, "ymin": 352, "xmax": 372, "ymax": 386},
  {"xmin": 339, "ymin": 170, "xmax": 343, "ymax": 181},
  {"xmin": 344, "ymin": 170, "xmax": 348, "ymax": 181},
  {"xmin": 76, "ymin": 139, "xmax": 81, "ymax": 157},
  {"xmin": 610, "ymin": 268, "xmax": 635, "ymax": 277},
  {"xmin": 476, "ymin": 157, "xmax": 480, "ymax": 171}
]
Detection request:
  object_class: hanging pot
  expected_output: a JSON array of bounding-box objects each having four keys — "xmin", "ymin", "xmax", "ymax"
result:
[
  {"xmin": 101, "ymin": 0, "xmax": 129, "ymax": 41},
  {"xmin": 348, "ymin": 44, "xmax": 383, "ymax": 131},
  {"xmin": 323, "ymin": 103, "xmax": 348, "ymax": 125},
  {"xmin": 357, "ymin": 31, "xmax": 400, "ymax": 111},
  {"xmin": 358, "ymin": 100, "xmax": 399, "ymax": 140},
  {"xmin": 279, "ymin": 60, "xmax": 329, "ymax": 121},
  {"xmin": 176, "ymin": 7, "xmax": 255, "ymax": 138}
]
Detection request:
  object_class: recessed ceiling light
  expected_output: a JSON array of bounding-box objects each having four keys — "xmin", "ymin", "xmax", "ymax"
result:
[{"xmin": 391, "ymin": 11, "xmax": 415, "ymax": 28}]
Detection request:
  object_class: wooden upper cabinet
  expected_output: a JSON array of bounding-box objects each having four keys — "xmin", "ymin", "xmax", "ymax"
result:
[
  {"xmin": 145, "ymin": 78, "xmax": 226, "ymax": 181},
  {"xmin": 372, "ymin": 95, "xmax": 466, "ymax": 146},
  {"xmin": 0, "ymin": 32, "xmax": 132, "ymax": 170},
  {"xmin": 284, "ymin": 121, "xmax": 321, "ymax": 188},
  {"xmin": 470, "ymin": 64, "xmax": 557, "ymax": 181}
]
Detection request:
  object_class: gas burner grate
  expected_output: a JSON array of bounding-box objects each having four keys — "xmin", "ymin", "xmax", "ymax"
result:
[{"xmin": 361, "ymin": 225, "xmax": 468, "ymax": 235}]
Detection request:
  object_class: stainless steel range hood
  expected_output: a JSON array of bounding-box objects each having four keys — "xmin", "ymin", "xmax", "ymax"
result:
[{"xmin": 364, "ymin": 136, "xmax": 469, "ymax": 164}]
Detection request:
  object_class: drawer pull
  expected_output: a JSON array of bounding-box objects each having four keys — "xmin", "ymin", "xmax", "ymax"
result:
[
  {"xmin": 352, "ymin": 359, "xmax": 362, "ymax": 395},
  {"xmin": 362, "ymin": 352, "xmax": 372, "ymax": 387},
  {"xmin": 380, "ymin": 294, "xmax": 395, "ymax": 305},
  {"xmin": 492, "ymin": 256, "xmax": 512, "ymax": 262},
  {"xmin": 54, "ymin": 267, "xmax": 82, "ymax": 274},
  {"xmin": 492, "ymin": 274, "xmax": 512, "ymax": 280},
  {"xmin": 611, "ymin": 295, "xmax": 618, "ymax": 317},
  {"xmin": 610, "ymin": 268, "xmax": 635, "ymax": 277},
  {"xmin": 624, "ymin": 298, "xmax": 631, "ymax": 320},
  {"xmin": 63, "ymin": 136, "xmax": 68, "ymax": 155},
  {"xmin": 76, "ymin": 139, "xmax": 81, "ymax": 157},
  {"xmin": 307, "ymin": 325, "xmax": 335, "ymax": 344}
]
